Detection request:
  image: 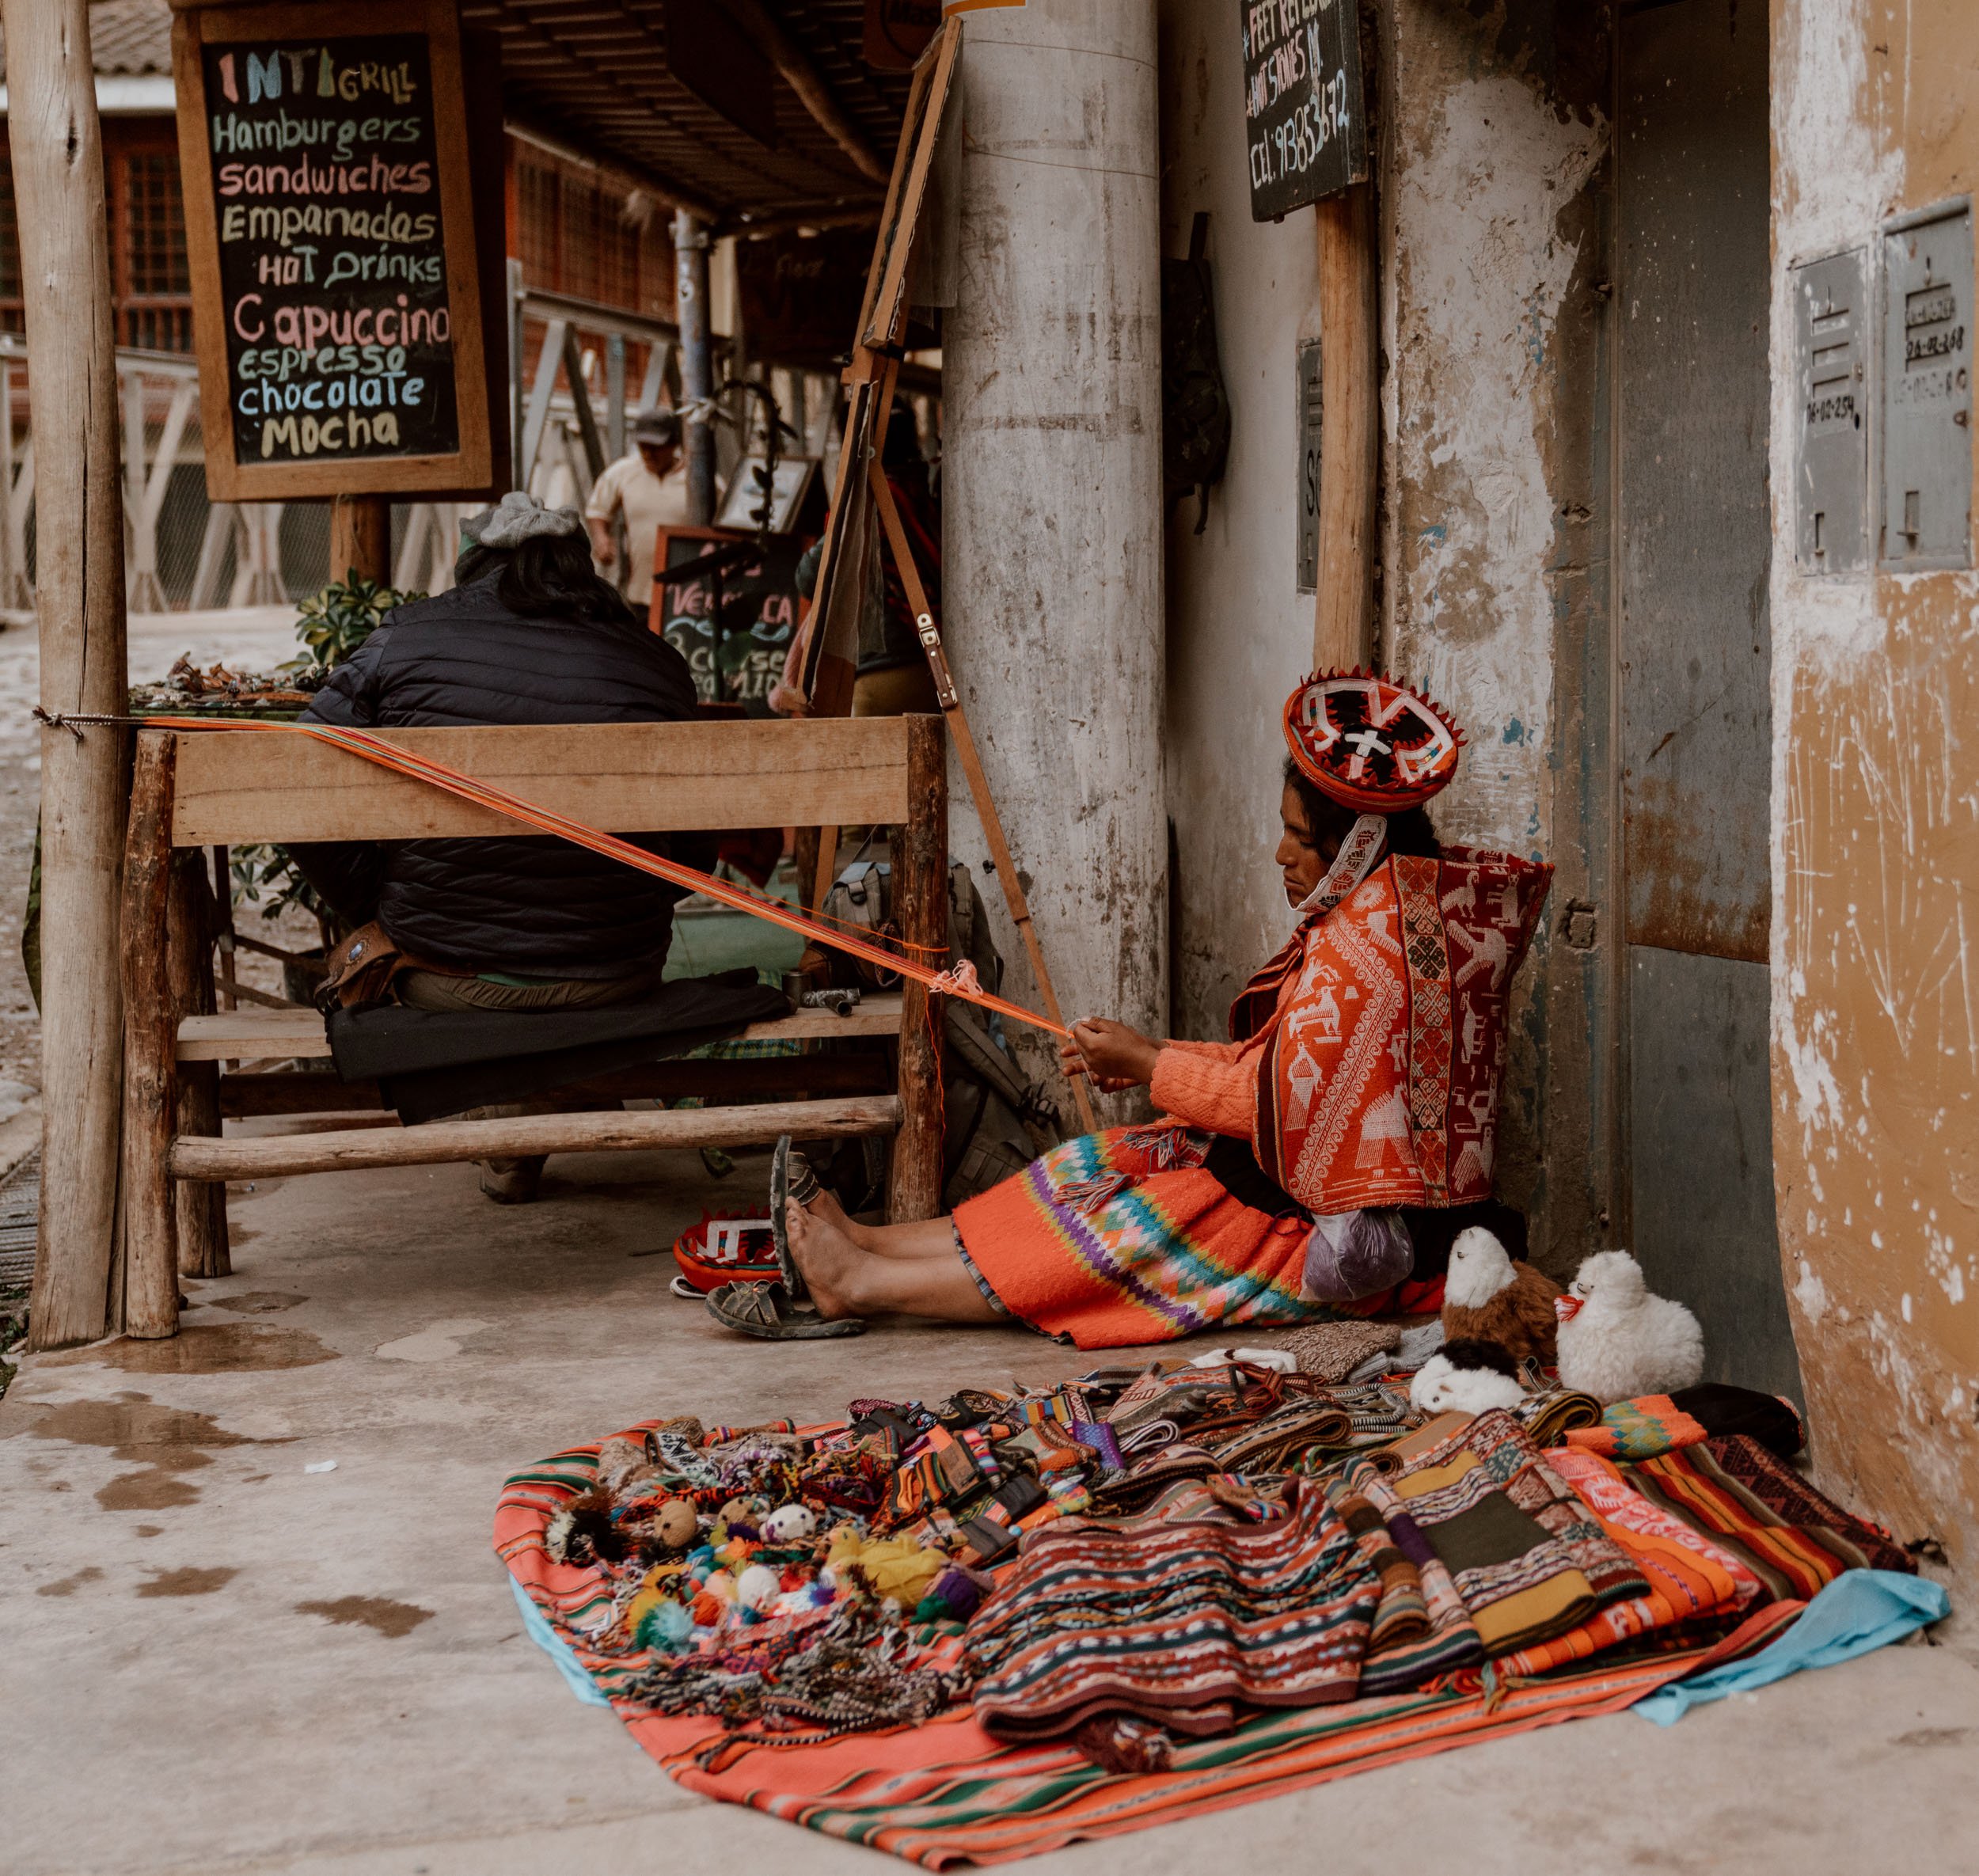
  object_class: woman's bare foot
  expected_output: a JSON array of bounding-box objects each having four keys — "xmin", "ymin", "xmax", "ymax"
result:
[
  {"xmin": 785, "ymin": 1197, "xmax": 876, "ymax": 1318},
  {"xmin": 792, "ymin": 1175, "xmax": 872, "ymax": 1247},
  {"xmin": 788, "ymin": 1171, "xmax": 947, "ymax": 1259},
  {"xmin": 784, "ymin": 1200, "xmax": 1008, "ymax": 1325}
]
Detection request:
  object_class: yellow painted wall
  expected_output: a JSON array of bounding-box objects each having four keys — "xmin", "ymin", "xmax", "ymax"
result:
[{"xmin": 1773, "ymin": 0, "xmax": 1979, "ymax": 1585}]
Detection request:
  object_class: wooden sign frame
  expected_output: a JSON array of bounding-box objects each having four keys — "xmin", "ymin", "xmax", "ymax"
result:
[
  {"xmin": 797, "ymin": 18, "xmax": 961, "ymax": 710},
  {"xmin": 172, "ymin": 0, "xmax": 492, "ymax": 501}
]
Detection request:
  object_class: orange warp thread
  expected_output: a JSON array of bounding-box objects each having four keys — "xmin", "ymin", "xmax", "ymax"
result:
[{"xmin": 146, "ymin": 716, "xmax": 1070, "ymax": 1040}]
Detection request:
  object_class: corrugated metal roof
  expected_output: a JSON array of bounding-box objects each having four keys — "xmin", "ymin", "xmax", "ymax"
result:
[
  {"xmin": 1, "ymin": 2, "xmax": 906, "ymax": 224},
  {"xmin": 462, "ymin": 0, "xmax": 906, "ymax": 223},
  {"xmin": 0, "ymin": 1, "xmax": 174, "ymax": 83}
]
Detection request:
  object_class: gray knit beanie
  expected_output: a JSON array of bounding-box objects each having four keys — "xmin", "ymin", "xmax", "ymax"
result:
[{"xmin": 459, "ymin": 490, "xmax": 583, "ymax": 555}]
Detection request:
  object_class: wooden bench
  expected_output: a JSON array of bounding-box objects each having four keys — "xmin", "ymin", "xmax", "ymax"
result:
[{"xmin": 120, "ymin": 714, "xmax": 947, "ymax": 1313}]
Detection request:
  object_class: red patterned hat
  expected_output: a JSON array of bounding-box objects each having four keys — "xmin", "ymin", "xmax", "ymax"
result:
[{"xmin": 1282, "ymin": 670, "xmax": 1464, "ymax": 812}]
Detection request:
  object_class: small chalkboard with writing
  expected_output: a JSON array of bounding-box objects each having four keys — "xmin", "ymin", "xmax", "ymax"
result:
[
  {"xmin": 173, "ymin": 0, "xmax": 492, "ymax": 500},
  {"xmin": 650, "ymin": 528, "xmax": 812, "ymax": 715},
  {"xmin": 1240, "ymin": 0, "xmax": 1367, "ymax": 222}
]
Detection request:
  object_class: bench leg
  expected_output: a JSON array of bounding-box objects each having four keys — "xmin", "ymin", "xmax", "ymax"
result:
[
  {"xmin": 887, "ymin": 715, "xmax": 947, "ymax": 1221},
  {"xmin": 169, "ymin": 850, "xmax": 229, "ymax": 1278},
  {"xmin": 120, "ymin": 731, "xmax": 180, "ymax": 1336}
]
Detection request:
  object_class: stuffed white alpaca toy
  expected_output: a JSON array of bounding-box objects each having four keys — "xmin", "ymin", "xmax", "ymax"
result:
[
  {"xmin": 1410, "ymin": 1351, "xmax": 1526, "ymax": 1417},
  {"xmin": 1555, "ymin": 1251, "xmax": 1704, "ymax": 1404}
]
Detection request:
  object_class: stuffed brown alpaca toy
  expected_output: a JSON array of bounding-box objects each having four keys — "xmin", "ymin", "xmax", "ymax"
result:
[{"xmin": 1440, "ymin": 1226, "xmax": 1564, "ymax": 1368}]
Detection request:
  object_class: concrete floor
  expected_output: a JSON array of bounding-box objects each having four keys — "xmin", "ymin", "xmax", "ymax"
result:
[{"xmin": 7, "ymin": 1145, "xmax": 1979, "ymax": 1876}]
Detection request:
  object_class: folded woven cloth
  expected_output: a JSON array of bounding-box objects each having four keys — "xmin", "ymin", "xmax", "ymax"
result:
[
  {"xmin": 1278, "ymin": 1319, "xmax": 1403, "ymax": 1384},
  {"xmin": 1339, "ymin": 1460, "xmax": 1485, "ymax": 1692},
  {"xmin": 1624, "ymin": 1434, "xmax": 1913, "ymax": 1600},
  {"xmin": 1516, "ymin": 1384, "xmax": 1605, "ymax": 1447},
  {"xmin": 1564, "ymin": 1385, "xmax": 1804, "ymax": 1462},
  {"xmin": 967, "ymin": 1476, "xmax": 1380, "ymax": 1740},
  {"xmin": 1386, "ymin": 1407, "xmax": 1650, "ymax": 1658}
]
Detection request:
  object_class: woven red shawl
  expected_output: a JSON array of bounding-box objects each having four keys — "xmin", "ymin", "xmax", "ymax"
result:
[{"xmin": 1236, "ymin": 849, "xmax": 1551, "ymax": 1215}]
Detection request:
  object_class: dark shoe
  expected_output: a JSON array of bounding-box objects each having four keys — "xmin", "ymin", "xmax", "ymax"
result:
[
  {"xmin": 477, "ymin": 1155, "xmax": 545, "ymax": 1205},
  {"xmin": 705, "ymin": 1279, "xmax": 865, "ymax": 1339}
]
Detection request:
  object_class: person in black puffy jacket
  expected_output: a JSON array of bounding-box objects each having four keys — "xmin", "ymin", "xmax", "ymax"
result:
[{"xmin": 291, "ymin": 492, "xmax": 709, "ymax": 1012}]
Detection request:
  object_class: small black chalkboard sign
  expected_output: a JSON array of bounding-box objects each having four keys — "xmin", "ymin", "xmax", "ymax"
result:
[
  {"xmin": 174, "ymin": 0, "xmax": 491, "ymax": 500},
  {"xmin": 649, "ymin": 528, "xmax": 811, "ymax": 714},
  {"xmin": 1240, "ymin": 0, "xmax": 1368, "ymax": 222}
]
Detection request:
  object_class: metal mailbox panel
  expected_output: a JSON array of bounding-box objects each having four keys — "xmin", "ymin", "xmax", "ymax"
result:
[
  {"xmin": 1296, "ymin": 339, "xmax": 1323, "ymax": 593},
  {"xmin": 1793, "ymin": 248, "xmax": 1869, "ymax": 573},
  {"xmin": 1881, "ymin": 203, "xmax": 1973, "ymax": 570}
]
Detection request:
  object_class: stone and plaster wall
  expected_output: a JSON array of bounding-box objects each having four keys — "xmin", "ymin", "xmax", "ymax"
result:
[
  {"xmin": 1158, "ymin": 0, "xmax": 1324, "ymax": 1034},
  {"xmin": 1378, "ymin": 2, "xmax": 1612, "ymax": 1264},
  {"xmin": 1157, "ymin": 2, "xmax": 1615, "ymax": 1265},
  {"xmin": 945, "ymin": 0, "xmax": 1166, "ymax": 1102},
  {"xmin": 1771, "ymin": 0, "xmax": 1979, "ymax": 1589}
]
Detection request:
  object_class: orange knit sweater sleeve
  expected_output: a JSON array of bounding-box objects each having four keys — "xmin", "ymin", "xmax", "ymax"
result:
[{"xmin": 1149, "ymin": 1040, "xmax": 1257, "ymax": 1138}]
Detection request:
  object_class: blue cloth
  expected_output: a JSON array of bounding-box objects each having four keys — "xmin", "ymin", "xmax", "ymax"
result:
[
  {"xmin": 510, "ymin": 1574, "xmax": 611, "ymax": 1708},
  {"xmin": 1634, "ymin": 1569, "xmax": 1948, "ymax": 1725}
]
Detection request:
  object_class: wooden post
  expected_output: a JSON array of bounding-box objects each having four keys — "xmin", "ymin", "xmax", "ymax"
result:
[
  {"xmin": 167, "ymin": 850, "xmax": 229, "ymax": 1279},
  {"xmin": 329, "ymin": 494, "xmax": 392, "ymax": 587},
  {"xmin": 867, "ymin": 456, "xmax": 1099, "ymax": 1135},
  {"xmin": 9, "ymin": 0, "xmax": 131, "ymax": 1350},
  {"xmin": 120, "ymin": 731, "xmax": 180, "ymax": 1338},
  {"xmin": 1313, "ymin": 186, "xmax": 1379, "ymax": 670},
  {"xmin": 887, "ymin": 714, "xmax": 947, "ymax": 1222}
]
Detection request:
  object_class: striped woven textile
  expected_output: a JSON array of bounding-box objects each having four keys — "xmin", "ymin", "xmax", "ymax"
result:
[
  {"xmin": 1388, "ymin": 1408, "xmax": 1649, "ymax": 1657},
  {"xmin": 648, "ymin": 1604, "xmax": 1800, "ymax": 1867},
  {"xmin": 1337, "ymin": 1460, "xmax": 1485, "ymax": 1693},
  {"xmin": 1626, "ymin": 1435, "xmax": 1914, "ymax": 1599},
  {"xmin": 965, "ymin": 1478, "xmax": 1379, "ymax": 1739},
  {"xmin": 1490, "ymin": 1449, "xmax": 1759, "ymax": 1677},
  {"xmin": 496, "ymin": 1418, "xmax": 1802, "ymax": 1865}
]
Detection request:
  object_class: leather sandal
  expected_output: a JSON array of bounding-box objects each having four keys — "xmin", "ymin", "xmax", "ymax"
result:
[
  {"xmin": 705, "ymin": 1279, "xmax": 866, "ymax": 1340},
  {"xmin": 769, "ymin": 1135, "xmax": 823, "ymax": 1301}
]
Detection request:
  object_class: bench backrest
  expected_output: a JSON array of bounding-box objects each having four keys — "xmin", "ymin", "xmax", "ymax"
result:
[{"xmin": 167, "ymin": 716, "xmax": 918, "ymax": 846}]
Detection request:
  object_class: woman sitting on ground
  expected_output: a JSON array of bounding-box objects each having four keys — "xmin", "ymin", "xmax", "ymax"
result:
[{"xmin": 708, "ymin": 673, "xmax": 1552, "ymax": 1349}]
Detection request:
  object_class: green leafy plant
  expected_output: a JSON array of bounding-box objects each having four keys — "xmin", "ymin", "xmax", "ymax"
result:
[
  {"xmin": 230, "ymin": 842, "xmax": 336, "ymax": 930},
  {"xmin": 293, "ymin": 571, "xmax": 421, "ymax": 670},
  {"xmin": 230, "ymin": 573, "xmax": 426, "ymax": 936}
]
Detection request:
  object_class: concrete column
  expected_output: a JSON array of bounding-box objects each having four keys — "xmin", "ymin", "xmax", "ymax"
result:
[{"xmin": 944, "ymin": 0, "xmax": 1165, "ymax": 1099}]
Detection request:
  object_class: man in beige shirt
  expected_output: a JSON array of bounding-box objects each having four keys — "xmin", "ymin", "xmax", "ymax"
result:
[{"xmin": 585, "ymin": 407, "xmax": 692, "ymax": 616}]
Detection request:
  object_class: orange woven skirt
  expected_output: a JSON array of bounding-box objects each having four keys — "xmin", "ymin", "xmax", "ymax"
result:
[{"xmin": 953, "ymin": 1126, "xmax": 1317, "ymax": 1349}]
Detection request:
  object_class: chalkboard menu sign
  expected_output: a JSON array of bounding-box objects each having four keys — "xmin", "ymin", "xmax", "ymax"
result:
[
  {"xmin": 650, "ymin": 529, "xmax": 811, "ymax": 713},
  {"xmin": 173, "ymin": 0, "xmax": 492, "ymax": 500},
  {"xmin": 1240, "ymin": 0, "xmax": 1368, "ymax": 222}
]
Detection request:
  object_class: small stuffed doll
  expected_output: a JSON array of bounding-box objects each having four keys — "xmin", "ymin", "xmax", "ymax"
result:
[
  {"xmin": 762, "ymin": 1502, "xmax": 819, "ymax": 1545},
  {"xmin": 1555, "ymin": 1250, "xmax": 1704, "ymax": 1405},
  {"xmin": 1441, "ymin": 1227, "xmax": 1564, "ymax": 1366}
]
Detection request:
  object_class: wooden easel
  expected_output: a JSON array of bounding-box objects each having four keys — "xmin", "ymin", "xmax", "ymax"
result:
[{"xmin": 796, "ymin": 17, "xmax": 1096, "ymax": 1133}]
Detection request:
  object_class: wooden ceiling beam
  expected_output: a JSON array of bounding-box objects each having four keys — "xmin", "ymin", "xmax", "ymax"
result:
[{"xmin": 719, "ymin": 0, "xmax": 889, "ymax": 185}]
